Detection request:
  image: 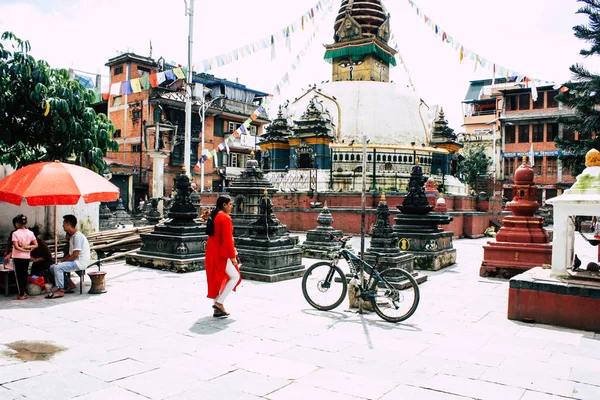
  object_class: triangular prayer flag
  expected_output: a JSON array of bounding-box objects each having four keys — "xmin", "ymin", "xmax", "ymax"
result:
[{"xmin": 157, "ymin": 72, "xmax": 166, "ymax": 84}]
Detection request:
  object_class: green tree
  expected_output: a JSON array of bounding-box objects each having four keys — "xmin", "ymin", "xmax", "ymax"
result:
[
  {"xmin": 0, "ymin": 32, "xmax": 118, "ymax": 172},
  {"xmin": 554, "ymin": 0, "xmax": 600, "ymax": 176},
  {"xmin": 458, "ymin": 143, "xmax": 491, "ymax": 191}
]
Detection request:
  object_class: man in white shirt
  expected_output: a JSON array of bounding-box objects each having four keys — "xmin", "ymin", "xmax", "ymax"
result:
[{"xmin": 46, "ymin": 214, "xmax": 90, "ymax": 299}]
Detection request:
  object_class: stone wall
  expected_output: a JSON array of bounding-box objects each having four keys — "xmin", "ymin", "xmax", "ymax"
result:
[{"xmin": 200, "ymin": 191, "xmax": 506, "ymax": 238}]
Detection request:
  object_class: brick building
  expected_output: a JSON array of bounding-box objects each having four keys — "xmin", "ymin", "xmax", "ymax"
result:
[
  {"xmin": 104, "ymin": 53, "xmax": 270, "ymax": 210},
  {"xmin": 462, "ymin": 78, "xmax": 579, "ymax": 203}
]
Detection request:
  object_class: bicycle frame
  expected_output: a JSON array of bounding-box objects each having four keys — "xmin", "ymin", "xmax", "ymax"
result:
[{"xmin": 332, "ymin": 248, "xmax": 387, "ymax": 295}]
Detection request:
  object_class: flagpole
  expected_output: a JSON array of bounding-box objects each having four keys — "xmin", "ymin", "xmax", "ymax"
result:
[{"xmin": 183, "ymin": 0, "xmax": 194, "ymax": 175}]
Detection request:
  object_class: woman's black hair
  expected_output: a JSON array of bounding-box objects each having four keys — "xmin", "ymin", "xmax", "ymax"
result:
[
  {"xmin": 211, "ymin": 195, "xmax": 232, "ymax": 218},
  {"xmin": 12, "ymin": 214, "xmax": 27, "ymax": 226}
]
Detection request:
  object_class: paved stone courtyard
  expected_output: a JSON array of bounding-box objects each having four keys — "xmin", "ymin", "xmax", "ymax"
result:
[{"xmin": 0, "ymin": 235, "xmax": 599, "ymax": 400}]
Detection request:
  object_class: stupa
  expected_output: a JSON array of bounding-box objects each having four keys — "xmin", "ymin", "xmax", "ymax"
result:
[
  {"xmin": 364, "ymin": 193, "xmax": 425, "ymax": 283},
  {"xmin": 227, "ymin": 157, "xmax": 278, "ymax": 236},
  {"xmin": 301, "ymin": 202, "xmax": 347, "ymax": 259},
  {"xmin": 393, "ymin": 163, "xmax": 456, "ymax": 270},
  {"xmin": 236, "ymin": 189, "xmax": 304, "ymax": 282},
  {"xmin": 127, "ymin": 172, "xmax": 207, "ymax": 272},
  {"xmin": 480, "ymin": 156, "xmax": 552, "ymax": 277},
  {"xmin": 508, "ymin": 149, "xmax": 600, "ymax": 331}
]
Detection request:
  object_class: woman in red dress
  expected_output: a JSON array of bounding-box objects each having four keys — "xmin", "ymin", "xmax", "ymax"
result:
[{"xmin": 205, "ymin": 195, "xmax": 241, "ymax": 317}]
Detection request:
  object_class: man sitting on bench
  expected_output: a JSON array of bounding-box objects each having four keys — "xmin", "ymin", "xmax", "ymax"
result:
[{"xmin": 46, "ymin": 215, "xmax": 90, "ymax": 299}]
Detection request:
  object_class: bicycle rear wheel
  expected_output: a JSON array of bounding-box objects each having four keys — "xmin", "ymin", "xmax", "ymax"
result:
[
  {"xmin": 370, "ymin": 268, "xmax": 420, "ymax": 323},
  {"xmin": 302, "ymin": 262, "xmax": 348, "ymax": 311}
]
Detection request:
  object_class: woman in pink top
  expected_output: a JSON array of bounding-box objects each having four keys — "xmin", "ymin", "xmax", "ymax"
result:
[{"xmin": 11, "ymin": 214, "xmax": 37, "ymax": 300}]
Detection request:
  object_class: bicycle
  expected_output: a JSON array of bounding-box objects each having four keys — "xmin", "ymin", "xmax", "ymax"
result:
[{"xmin": 301, "ymin": 235, "xmax": 420, "ymax": 323}]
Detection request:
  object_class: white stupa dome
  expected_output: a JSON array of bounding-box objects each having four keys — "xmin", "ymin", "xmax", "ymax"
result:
[{"xmin": 290, "ymin": 81, "xmax": 435, "ymax": 146}]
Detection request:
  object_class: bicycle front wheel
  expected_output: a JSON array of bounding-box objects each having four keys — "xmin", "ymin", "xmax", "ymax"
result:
[
  {"xmin": 302, "ymin": 262, "xmax": 348, "ymax": 311},
  {"xmin": 371, "ymin": 268, "xmax": 420, "ymax": 323}
]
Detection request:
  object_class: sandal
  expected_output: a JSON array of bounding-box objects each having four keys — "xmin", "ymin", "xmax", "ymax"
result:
[
  {"xmin": 13, "ymin": 295, "xmax": 26, "ymax": 300},
  {"xmin": 213, "ymin": 309, "xmax": 229, "ymax": 318},
  {"xmin": 45, "ymin": 292, "xmax": 64, "ymax": 299},
  {"xmin": 212, "ymin": 304, "xmax": 230, "ymax": 315}
]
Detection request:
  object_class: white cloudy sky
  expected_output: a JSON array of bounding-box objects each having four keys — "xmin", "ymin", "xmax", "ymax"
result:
[{"xmin": 0, "ymin": 0, "xmax": 598, "ymax": 132}]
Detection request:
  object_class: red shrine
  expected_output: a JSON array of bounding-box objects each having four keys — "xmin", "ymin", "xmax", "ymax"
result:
[{"xmin": 480, "ymin": 156, "xmax": 552, "ymax": 277}]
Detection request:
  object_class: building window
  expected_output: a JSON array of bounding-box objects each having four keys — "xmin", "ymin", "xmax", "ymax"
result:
[
  {"xmin": 113, "ymin": 96, "xmax": 122, "ymax": 107},
  {"xmin": 368, "ymin": 154, "xmax": 372, "ymax": 162},
  {"xmin": 114, "ymin": 65, "xmax": 123, "ymax": 75},
  {"xmin": 547, "ymin": 157, "xmax": 558, "ymax": 175},
  {"xmin": 356, "ymin": 154, "xmax": 360, "ymax": 162},
  {"xmin": 345, "ymin": 154, "xmax": 349, "ymax": 161},
  {"xmin": 519, "ymin": 94, "xmax": 530, "ymax": 110},
  {"xmin": 518, "ymin": 125, "xmax": 530, "ymax": 143},
  {"xmin": 113, "ymin": 129, "xmax": 121, "ymax": 138},
  {"xmin": 547, "ymin": 123, "xmax": 558, "ymax": 142},
  {"xmin": 376, "ymin": 154, "xmax": 381, "ymax": 162},
  {"xmin": 505, "ymin": 125, "xmax": 516, "ymax": 143},
  {"xmin": 137, "ymin": 66, "xmax": 151, "ymax": 76},
  {"xmin": 534, "ymin": 160, "xmax": 542, "ymax": 176},
  {"xmin": 231, "ymin": 153, "xmax": 239, "ymax": 167},
  {"xmin": 333, "ymin": 154, "xmax": 338, "ymax": 161},
  {"xmin": 506, "ymin": 95, "xmax": 518, "ymax": 111},
  {"xmin": 350, "ymin": 154, "xmax": 355, "ymax": 161},
  {"xmin": 563, "ymin": 129, "xmax": 576, "ymax": 141},
  {"xmin": 504, "ymin": 158, "xmax": 515, "ymax": 177},
  {"xmin": 579, "ymin": 131, "xmax": 591, "ymax": 140},
  {"xmin": 533, "ymin": 93, "xmax": 544, "ymax": 109},
  {"xmin": 131, "ymin": 109, "xmax": 142, "ymax": 120},
  {"xmin": 532, "ymin": 124, "xmax": 544, "ymax": 142},
  {"xmin": 131, "ymin": 144, "xmax": 142, "ymax": 153},
  {"xmin": 547, "ymin": 90, "xmax": 559, "ymax": 108}
]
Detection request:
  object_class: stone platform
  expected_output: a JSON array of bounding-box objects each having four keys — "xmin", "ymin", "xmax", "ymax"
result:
[
  {"xmin": 238, "ymin": 247, "xmax": 305, "ymax": 282},
  {"xmin": 396, "ymin": 231, "xmax": 456, "ymax": 271},
  {"xmin": 480, "ymin": 241, "xmax": 552, "ymax": 277},
  {"xmin": 126, "ymin": 253, "xmax": 205, "ymax": 273},
  {"xmin": 508, "ymin": 267, "xmax": 600, "ymax": 332}
]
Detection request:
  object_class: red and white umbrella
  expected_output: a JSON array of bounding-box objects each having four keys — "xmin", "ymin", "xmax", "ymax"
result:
[{"xmin": 0, "ymin": 161, "xmax": 120, "ymax": 261}]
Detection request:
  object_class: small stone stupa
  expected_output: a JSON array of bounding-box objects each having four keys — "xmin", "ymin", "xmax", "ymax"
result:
[
  {"xmin": 99, "ymin": 203, "xmax": 115, "ymax": 231},
  {"xmin": 480, "ymin": 156, "xmax": 552, "ymax": 278},
  {"xmin": 127, "ymin": 171, "xmax": 207, "ymax": 272},
  {"xmin": 393, "ymin": 163, "xmax": 456, "ymax": 270},
  {"xmin": 113, "ymin": 198, "xmax": 133, "ymax": 227},
  {"xmin": 301, "ymin": 202, "xmax": 346, "ymax": 259},
  {"xmin": 364, "ymin": 193, "xmax": 427, "ymax": 283},
  {"xmin": 236, "ymin": 189, "xmax": 304, "ymax": 282},
  {"xmin": 227, "ymin": 156, "xmax": 278, "ymax": 237}
]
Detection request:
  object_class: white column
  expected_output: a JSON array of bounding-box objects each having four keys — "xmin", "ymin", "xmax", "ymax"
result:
[
  {"xmin": 151, "ymin": 153, "xmax": 169, "ymax": 199},
  {"xmin": 551, "ymin": 207, "xmax": 570, "ymax": 276}
]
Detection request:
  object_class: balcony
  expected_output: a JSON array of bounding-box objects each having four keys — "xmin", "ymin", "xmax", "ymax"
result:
[{"xmin": 222, "ymin": 99, "xmax": 269, "ymax": 119}]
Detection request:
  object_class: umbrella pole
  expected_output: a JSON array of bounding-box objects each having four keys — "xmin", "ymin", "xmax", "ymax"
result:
[{"xmin": 54, "ymin": 205, "xmax": 58, "ymax": 264}]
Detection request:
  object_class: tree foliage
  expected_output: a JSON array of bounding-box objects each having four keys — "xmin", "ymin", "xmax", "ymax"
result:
[
  {"xmin": 0, "ymin": 32, "xmax": 118, "ymax": 172},
  {"xmin": 554, "ymin": 0, "xmax": 600, "ymax": 176},
  {"xmin": 458, "ymin": 144, "xmax": 491, "ymax": 190}
]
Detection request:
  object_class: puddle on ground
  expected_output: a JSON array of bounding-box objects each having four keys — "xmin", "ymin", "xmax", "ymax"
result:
[{"xmin": 3, "ymin": 341, "xmax": 66, "ymax": 361}]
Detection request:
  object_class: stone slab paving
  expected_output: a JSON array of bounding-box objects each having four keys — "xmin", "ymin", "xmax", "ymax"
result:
[{"xmin": 0, "ymin": 235, "xmax": 598, "ymax": 399}]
